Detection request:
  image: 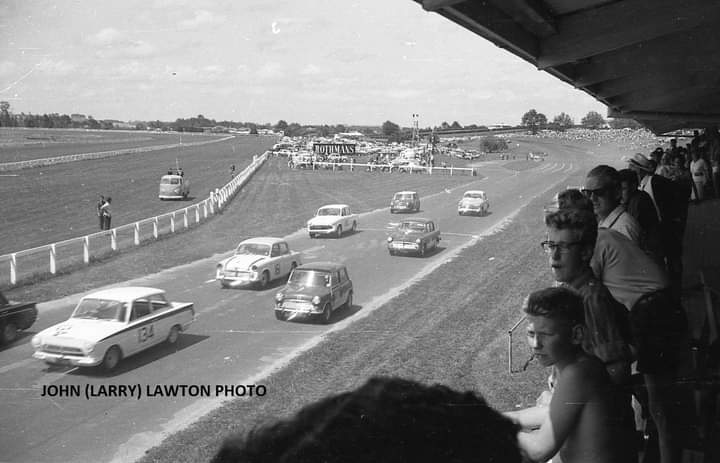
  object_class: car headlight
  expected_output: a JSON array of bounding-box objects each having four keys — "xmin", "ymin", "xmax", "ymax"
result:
[
  {"xmin": 275, "ymin": 292, "xmax": 284, "ymax": 302},
  {"xmin": 415, "ymin": 238, "xmax": 422, "ymax": 244},
  {"xmin": 83, "ymin": 341, "xmax": 95, "ymax": 354},
  {"xmin": 387, "ymin": 236, "xmax": 393, "ymax": 242},
  {"xmin": 251, "ymin": 265, "xmax": 258, "ymax": 271},
  {"xmin": 31, "ymin": 335, "xmax": 41, "ymax": 348},
  {"xmin": 312, "ymin": 296, "xmax": 321, "ymax": 305}
]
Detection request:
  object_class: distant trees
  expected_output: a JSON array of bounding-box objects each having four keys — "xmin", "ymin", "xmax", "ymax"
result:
[
  {"xmin": 274, "ymin": 120, "xmax": 288, "ymax": 133},
  {"xmin": 608, "ymin": 118, "xmax": 643, "ymax": 129},
  {"xmin": 552, "ymin": 112, "xmax": 574, "ymax": 130},
  {"xmin": 382, "ymin": 120, "xmax": 401, "ymax": 140},
  {"xmin": 480, "ymin": 135, "xmax": 508, "ymax": 152},
  {"xmin": 521, "ymin": 109, "xmax": 547, "ymax": 134},
  {"xmin": 450, "ymin": 121, "xmax": 462, "ymax": 129},
  {"xmin": 581, "ymin": 111, "xmax": 605, "ymax": 129}
]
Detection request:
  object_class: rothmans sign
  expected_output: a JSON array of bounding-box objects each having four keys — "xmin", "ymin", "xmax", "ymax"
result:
[{"xmin": 312, "ymin": 143, "xmax": 356, "ymax": 155}]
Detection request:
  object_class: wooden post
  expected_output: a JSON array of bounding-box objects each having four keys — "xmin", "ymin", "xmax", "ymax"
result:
[
  {"xmin": 83, "ymin": 236, "xmax": 89, "ymax": 264},
  {"xmin": 171, "ymin": 214, "xmax": 175, "ymax": 233},
  {"xmin": 50, "ymin": 244, "xmax": 57, "ymax": 274},
  {"xmin": 153, "ymin": 217, "xmax": 158, "ymax": 239},
  {"xmin": 10, "ymin": 253, "xmax": 16, "ymax": 285},
  {"xmin": 183, "ymin": 209, "xmax": 189, "ymax": 228},
  {"xmin": 134, "ymin": 222, "xmax": 140, "ymax": 245},
  {"xmin": 111, "ymin": 229, "xmax": 117, "ymax": 251},
  {"xmin": 195, "ymin": 205, "xmax": 200, "ymax": 223}
]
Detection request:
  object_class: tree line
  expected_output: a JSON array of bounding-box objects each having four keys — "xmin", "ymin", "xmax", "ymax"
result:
[{"xmin": 520, "ymin": 109, "xmax": 643, "ymax": 134}]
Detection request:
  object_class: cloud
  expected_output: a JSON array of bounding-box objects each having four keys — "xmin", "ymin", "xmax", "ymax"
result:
[
  {"xmin": 0, "ymin": 61, "xmax": 19, "ymax": 77},
  {"xmin": 36, "ymin": 58, "xmax": 76, "ymax": 76},
  {"xmin": 299, "ymin": 64, "xmax": 321, "ymax": 76},
  {"xmin": 178, "ymin": 10, "xmax": 225, "ymax": 29},
  {"xmin": 93, "ymin": 28, "xmax": 123, "ymax": 46},
  {"xmin": 88, "ymin": 28, "xmax": 157, "ymax": 58},
  {"xmin": 255, "ymin": 62, "xmax": 284, "ymax": 80}
]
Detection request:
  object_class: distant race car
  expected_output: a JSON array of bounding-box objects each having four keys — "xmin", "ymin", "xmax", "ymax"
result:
[
  {"xmin": 458, "ymin": 190, "xmax": 490, "ymax": 216},
  {"xmin": 274, "ymin": 262, "xmax": 353, "ymax": 323},
  {"xmin": 307, "ymin": 204, "xmax": 358, "ymax": 238},
  {"xmin": 390, "ymin": 191, "xmax": 420, "ymax": 213},
  {"xmin": 32, "ymin": 287, "xmax": 194, "ymax": 371},
  {"xmin": 0, "ymin": 291, "xmax": 38, "ymax": 344},
  {"xmin": 216, "ymin": 237, "xmax": 302, "ymax": 289},
  {"xmin": 387, "ymin": 218, "xmax": 441, "ymax": 257}
]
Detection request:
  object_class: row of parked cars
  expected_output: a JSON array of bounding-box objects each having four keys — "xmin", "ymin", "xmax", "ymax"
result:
[{"xmin": 21, "ymin": 189, "xmax": 490, "ymax": 372}]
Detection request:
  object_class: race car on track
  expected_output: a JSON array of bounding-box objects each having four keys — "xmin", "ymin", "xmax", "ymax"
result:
[
  {"xmin": 457, "ymin": 190, "xmax": 490, "ymax": 216},
  {"xmin": 307, "ymin": 204, "xmax": 358, "ymax": 238},
  {"xmin": 387, "ymin": 218, "xmax": 441, "ymax": 257},
  {"xmin": 216, "ymin": 237, "xmax": 302, "ymax": 289},
  {"xmin": 390, "ymin": 191, "xmax": 420, "ymax": 213},
  {"xmin": 32, "ymin": 287, "xmax": 194, "ymax": 371},
  {"xmin": 274, "ymin": 262, "xmax": 353, "ymax": 323},
  {"xmin": 0, "ymin": 291, "xmax": 38, "ymax": 344},
  {"xmin": 158, "ymin": 168, "xmax": 190, "ymax": 200}
]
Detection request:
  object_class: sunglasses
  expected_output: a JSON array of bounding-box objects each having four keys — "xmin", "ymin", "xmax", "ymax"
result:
[{"xmin": 581, "ymin": 186, "xmax": 609, "ymax": 198}]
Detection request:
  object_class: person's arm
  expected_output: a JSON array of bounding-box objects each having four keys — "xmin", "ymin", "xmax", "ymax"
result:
[
  {"xmin": 516, "ymin": 362, "xmax": 591, "ymax": 462},
  {"xmin": 504, "ymin": 405, "xmax": 548, "ymax": 431}
]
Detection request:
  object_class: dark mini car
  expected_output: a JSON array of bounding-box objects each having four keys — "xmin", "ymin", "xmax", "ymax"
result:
[
  {"xmin": 274, "ymin": 262, "xmax": 353, "ymax": 323},
  {"xmin": 390, "ymin": 191, "xmax": 420, "ymax": 213},
  {"xmin": 387, "ymin": 218, "xmax": 441, "ymax": 257}
]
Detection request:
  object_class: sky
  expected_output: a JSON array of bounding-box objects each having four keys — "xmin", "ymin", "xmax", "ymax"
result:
[{"xmin": 0, "ymin": 0, "xmax": 607, "ymax": 128}]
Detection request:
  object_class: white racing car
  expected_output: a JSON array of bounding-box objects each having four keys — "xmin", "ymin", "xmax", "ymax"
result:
[
  {"xmin": 307, "ymin": 204, "xmax": 358, "ymax": 238},
  {"xmin": 32, "ymin": 287, "xmax": 194, "ymax": 371},
  {"xmin": 216, "ymin": 237, "xmax": 302, "ymax": 289}
]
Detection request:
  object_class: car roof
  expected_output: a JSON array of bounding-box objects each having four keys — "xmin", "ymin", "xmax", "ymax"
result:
[
  {"xmin": 399, "ymin": 217, "xmax": 434, "ymax": 224},
  {"xmin": 295, "ymin": 261, "xmax": 345, "ymax": 272},
  {"xmin": 83, "ymin": 286, "xmax": 164, "ymax": 301},
  {"xmin": 394, "ymin": 191, "xmax": 417, "ymax": 195},
  {"xmin": 238, "ymin": 237, "xmax": 285, "ymax": 246},
  {"xmin": 161, "ymin": 174, "xmax": 183, "ymax": 180},
  {"xmin": 318, "ymin": 204, "xmax": 349, "ymax": 209},
  {"xmin": 463, "ymin": 190, "xmax": 485, "ymax": 195}
]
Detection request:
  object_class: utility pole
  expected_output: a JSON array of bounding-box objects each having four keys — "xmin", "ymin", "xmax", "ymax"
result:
[{"xmin": 411, "ymin": 113, "xmax": 419, "ymax": 147}]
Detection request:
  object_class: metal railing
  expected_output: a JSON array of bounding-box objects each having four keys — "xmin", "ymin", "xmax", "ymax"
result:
[
  {"xmin": 0, "ymin": 152, "xmax": 269, "ymax": 288},
  {"xmin": 287, "ymin": 160, "xmax": 477, "ymax": 176}
]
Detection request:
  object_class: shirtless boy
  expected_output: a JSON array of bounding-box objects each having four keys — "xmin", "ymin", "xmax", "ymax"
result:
[{"xmin": 505, "ymin": 287, "xmax": 635, "ymax": 463}]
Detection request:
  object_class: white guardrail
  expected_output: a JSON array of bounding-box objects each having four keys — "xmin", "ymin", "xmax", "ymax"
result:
[
  {"xmin": 0, "ymin": 151, "xmax": 269, "ymax": 287},
  {"xmin": 288, "ymin": 160, "xmax": 477, "ymax": 176}
]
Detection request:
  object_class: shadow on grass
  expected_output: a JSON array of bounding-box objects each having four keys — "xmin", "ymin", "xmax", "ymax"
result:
[{"xmin": 60, "ymin": 333, "xmax": 209, "ymax": 377}]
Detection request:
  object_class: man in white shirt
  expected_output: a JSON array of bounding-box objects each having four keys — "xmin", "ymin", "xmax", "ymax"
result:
[{"xmin": 583, "ymin": 165, "xmax": 641, "ymax": 243}]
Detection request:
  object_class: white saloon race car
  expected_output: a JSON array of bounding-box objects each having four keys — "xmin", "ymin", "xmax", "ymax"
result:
[
  {"xmin": 307, "ymin": 204, "xmax": 358, "ymax": 238},
  {"xmin": 32, "ymin": 287, "xmax": 194, "ymax": 371},
  {"xmin": 216, "ymin": 237, "xmax": 302, "ymax": 289},
  {"xmin": 458, "ymin": 190, "xmax": 490, "ymax": 216}
]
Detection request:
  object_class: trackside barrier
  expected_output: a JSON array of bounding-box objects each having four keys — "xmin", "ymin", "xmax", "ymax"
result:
[
  {"xmin": 0, "ymin": 151, "xmax": 269, "ymax": 288},
  {"xmin": 0, "ymin": 136, "xmax": 233, "ymax": 172},
  {"xmin": 290, "ymin": 161, "xmax": 476, "ymax": 176}
]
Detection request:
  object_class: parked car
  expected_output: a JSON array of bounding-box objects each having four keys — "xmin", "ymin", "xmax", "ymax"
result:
[
  {"xmin": 158, "ymin": 168, "xmax": 190, "ymax": 200},
  {"xmin": 274, "ymin": 262, "xmax": 353, "ymax": 323},
  {"xmin": 307, "ymin": 204, "xmax": 358, "ymax": 238},
  {"xmin": 0, "ymin": 291, "xmax": 38, "ymax": 344},
  {"xmin": 390, "ymin": 191, "xmax": 420, "ymax": 213},
  {"xmin": 397, "ymin": 159, "xmax": 426, "ymax": 173},
  {"xmin": 216, "ymin": 237, "xmax": 302, "ymax": 289},
  {"xmin": 387, "ymin": 218, "xmax": 441, "ymax": 257},
  {"xmin": 31, "ymin": 287, "xmax": 194, "ymax": 371},
  {"xmin": 458, "ymin": 190, "xmax": 490, "ymax": 216}
]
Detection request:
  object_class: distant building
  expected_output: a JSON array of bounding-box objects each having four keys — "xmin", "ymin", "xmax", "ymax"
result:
[{"xmin": 71, "ymin": 114, "xmax": 87, "ymax": 124}]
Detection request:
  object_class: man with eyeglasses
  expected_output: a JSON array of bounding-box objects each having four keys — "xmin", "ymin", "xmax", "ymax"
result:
[
  {"xmin": 583, "ymin": 165, "xmax": 641, "ymax": 244},
  {"xmin": 544, "ymin": 208, "xmax": 634, "ymax": 388}
]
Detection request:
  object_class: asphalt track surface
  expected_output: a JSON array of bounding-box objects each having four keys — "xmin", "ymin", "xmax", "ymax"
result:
[{"xmin": 0, "ymin": 144, "xmax": 586, "ymax": 463}]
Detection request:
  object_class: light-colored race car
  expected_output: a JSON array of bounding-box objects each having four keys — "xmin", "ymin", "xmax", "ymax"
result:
[
  {"xmin": 216, "ymin": 237, "xmax": 302, "ymax": 289},
  {"xmin": 31, "ymin": 287, "xmax": 194, "ymax": 371},
  {"xmin": 458, "ymin": 190, "xmax": 490, "ymax": 216},
  {"xmin": 390, "ymin": 191, "xmax": 420, "ymax": 213},
  {"xmin": 307, "ymin": 204, "xmax": 358, "ymax": 238},
  {"xmin": 158, "ymin": 168, "xmax": 190, "ymax": 200}
]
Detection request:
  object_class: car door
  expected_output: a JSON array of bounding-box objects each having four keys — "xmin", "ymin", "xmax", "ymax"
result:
[
  {"xmin": 330, "ymin": 270, "xmax": 344, "ymax": 310},
  {"xmin": 148, "ymin": 293, "xmax": 171, "ymax": 343},
  {"xmin": 269, "ymin": 243, "xmax": 283, "ymax": 280},
  {"xmin": 126, "ymin": 298, "xmax": 156, "ymax": 356}
]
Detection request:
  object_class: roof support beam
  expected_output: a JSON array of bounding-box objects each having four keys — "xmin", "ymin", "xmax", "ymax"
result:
[
  {"xmin": 537, "ymin": 0, "xmax": 720, "ymax": 69},
  {"xmin": 421, "ymin": 0, "xmax": 465, "ymax": 12},
  {"xmin": 609, "ymin": 109, "xmax": 720, "ymax": 123}
]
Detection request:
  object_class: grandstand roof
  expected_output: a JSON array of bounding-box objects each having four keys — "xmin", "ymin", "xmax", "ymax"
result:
[{"xmin": 413, "ymin": 0, "xmax": 720, "ymax": 134}]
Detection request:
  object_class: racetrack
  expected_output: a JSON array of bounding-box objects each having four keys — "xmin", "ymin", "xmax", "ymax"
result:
[{"xmin": 0, "ymin": 137, "xmax": 590, "ymax": 462}]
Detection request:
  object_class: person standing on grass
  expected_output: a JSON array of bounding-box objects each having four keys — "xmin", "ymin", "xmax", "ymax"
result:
[
  {"xmin": 504, "ymin": 287, "xmax": 635, "ymax": 463},
  {"xmin": 96, "ymin": 194, "xmax": 105, "ymax": 230},
  {"xmin": 100, "ymin": 197, "xmax": 112, "ymax": 230}
]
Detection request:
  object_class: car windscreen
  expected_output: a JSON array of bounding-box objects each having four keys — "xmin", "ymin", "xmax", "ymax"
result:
[
  {"xmin": 394, "ymin": 193, "xmax": 414, "ymax": 200},
  {"xmin": 399, "ymin": 222, "xmax": 426, "ymax": 232},
  {"xmin": 161, "ymin": 177, "xmax": 181, "ymax": 185},
  {"xmin": 72, "ymin": 298, "xmax": 126, "ymax": 321},
  {"xmin": 463, "ymin": 193, "xmax": 484, "ymax": 199},
  {"xmin": 235, "ymin": 243, "xmax": 271, "ymax": 256},
  {"xmin": 288, "ymin": 270, "xmax": 329, "ymax": 287},
  {"xmin": 317, "ymin": 208, "xmax": 341, "ymax": 216}
]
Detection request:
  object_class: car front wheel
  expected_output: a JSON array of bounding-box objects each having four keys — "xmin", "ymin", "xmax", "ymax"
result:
[
  {"xmin": 419, "ymin": 243, "xmax": 426, "ymax": 257},
  {"xmin": 101, "ymin": 346, "xmax": 122, "ymax": 371},
  {"xmin": 258, "ymin": 271, "xmax": 270, "ymax": 289},
  {"xmin": 167, "ymin": 325, "xmax": 180, "ymax": 344},
  {"xmin": 275, "ymin": 310, "xmax": 287, "ymax": 321},
  {"xmin": 344, "ymin": 292, "xmax": 353, "ymax": 310},
  {"xmin": 320, "ymin": 303, "xmax": 332, "ymax": 324},
  {"xmin": 0, "ymin": 322, "xmax": 18, "ymax": 344},
  {"xmin": 336, "ymin": 225, "xmax": 343, "ymax": 238}
]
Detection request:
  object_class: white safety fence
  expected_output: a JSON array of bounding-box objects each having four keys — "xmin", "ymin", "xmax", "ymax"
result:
[
  {"xmin": 0, "ymin": 151, "xmax": 269, "ymax": 288},
  {"xmin": 0, "ymin": 136, "xmax": 233, "ymax": 171},
  {"xmin": 288, "ymin": 160, "xmax": 477, "ymax": 176}
]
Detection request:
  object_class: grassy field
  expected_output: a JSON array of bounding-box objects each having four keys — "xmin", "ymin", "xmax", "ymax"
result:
[{"xmin": 0, "ymin": 132, "xmax": 273, "ymax": 255}]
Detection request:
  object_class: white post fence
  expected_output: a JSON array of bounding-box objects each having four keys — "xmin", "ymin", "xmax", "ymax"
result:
[{"xmin": 0, "ymin": 151, "xmax": 269, "ymax": 287}]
